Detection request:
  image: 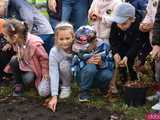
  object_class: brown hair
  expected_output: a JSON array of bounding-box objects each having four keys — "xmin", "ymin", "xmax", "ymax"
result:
[{"xmin": 4, "ymin": 19, "xmax": 29, "ymax": 42}]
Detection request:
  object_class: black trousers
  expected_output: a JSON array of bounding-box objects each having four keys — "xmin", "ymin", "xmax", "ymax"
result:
[
  {"xmin": 9, "ymin": 56, "xmax": 36, "ymax": 86},
  {"xmin": 0, "ymin": 51, "xmax": 14, "ymax": 79}
]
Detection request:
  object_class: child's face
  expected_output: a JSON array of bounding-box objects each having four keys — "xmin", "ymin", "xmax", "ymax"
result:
[
  {"xmin": 0, "ymin": 2, "xmax": 6, "ymax": 17},
  {"xmin": 117, "ymin": 18, "xmax": 134, "ymax": 31},
  {"xmin": 56, "ymin": 29, "xmax": 74, "ymax": 50}
]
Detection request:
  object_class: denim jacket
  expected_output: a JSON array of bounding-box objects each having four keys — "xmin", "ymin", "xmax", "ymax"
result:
[{"xmin": 71, "ymin": 41, "xmax": 114, "ymax": 77}]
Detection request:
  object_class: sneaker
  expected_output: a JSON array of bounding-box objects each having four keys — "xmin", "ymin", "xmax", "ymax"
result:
[
  {"xmin": 79, "ymin": 92, "xmax": 91, "ymax": 102},
  {"xmin": 146, "ymin": 94, "xmax": 159, "ymax": 101},
  {"xmin": 59, "ymin": 86, "xmax": 71, "ymax": 99},
  {"xmin": 152, "ymin": 102, "xmax": 160, "ymax": 111},
  {"xmin": 12, "ymin": 84, "xmax": 23, "ymax": 96},
  {"xmin": 146, "ymin": 91, "xmax": 160, "ymax": 101}
]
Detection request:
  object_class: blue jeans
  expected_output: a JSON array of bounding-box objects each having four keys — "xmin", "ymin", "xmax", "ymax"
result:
[
  {"xmin": 38, "ymin": 34, "xmax": 54, "ymax": 54},
  {"xmin": 61, "ymin": 0, "xmax": 89, "ymax": 30},
  {"xmin": 76, "ymin": 64, "xmax": 113, "ymax": 93},
  {"xmin": 50, "ymin": 16, "xmax": 60, "ymax": 31}
]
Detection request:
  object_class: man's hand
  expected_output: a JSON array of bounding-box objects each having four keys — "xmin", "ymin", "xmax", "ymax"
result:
[{"xmin": 48, "ymin": 0, "xmax": 57, "ymax": 13}]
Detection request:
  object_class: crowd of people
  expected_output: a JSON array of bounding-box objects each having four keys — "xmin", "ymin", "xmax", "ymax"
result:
[{"xmin": 0, "ymin": 0, "xmax": 160, "ymax": 112}]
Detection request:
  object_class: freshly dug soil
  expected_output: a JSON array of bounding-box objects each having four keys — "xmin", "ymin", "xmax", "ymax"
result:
[{"xmin": 0, "ymin": 97, "xmax": 112, "ymax": 120}]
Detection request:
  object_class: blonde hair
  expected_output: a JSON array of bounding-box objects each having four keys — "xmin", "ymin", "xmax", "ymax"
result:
[{"xmin": 54, "ymin": 22, "xmax": 74, "ymax": 47}]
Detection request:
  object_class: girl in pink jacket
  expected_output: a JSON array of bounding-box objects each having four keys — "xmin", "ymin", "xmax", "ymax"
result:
[{"xmin": 3, "ymin": 19, "xmax": 49, "ymax": 96}]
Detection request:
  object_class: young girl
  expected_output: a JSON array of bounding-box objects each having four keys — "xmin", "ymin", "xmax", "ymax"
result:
[
  {"xmin": 3, "ymin": 19, "xmax": 49, "ymax": 96},
  {"xmin": 46, "ymin": 22, "xmax": 74, "ymax": 112}
]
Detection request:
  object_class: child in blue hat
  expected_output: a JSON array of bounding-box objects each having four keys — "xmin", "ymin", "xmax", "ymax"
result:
[{"xmin": 72, "ymin": 25, "xmax": 114, "ymax": 102}]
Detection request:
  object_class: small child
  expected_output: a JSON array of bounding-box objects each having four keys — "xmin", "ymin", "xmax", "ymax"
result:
[
  {"xmin": 109, "ymin": 3, "xmax": 152, "ymax": 82},
  {"xmin": 46, "ymin": 22, "xmax": 74, "ymax": 112},
  {"xmin": 3, "ymin": 19, "xmax": 49, "ymax": 96},
  {"xmin": 88, "ymin": 0, "xmax": 121, "ymax": 94},
  {"xmin": 72, "ymin": 25, "xmax": 114, "ymax": 102}
]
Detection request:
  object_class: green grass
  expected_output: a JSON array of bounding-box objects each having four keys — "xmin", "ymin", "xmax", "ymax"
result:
[{"xmin": 0, "ymin": 82, "xmax": 156, "ymax": 120}]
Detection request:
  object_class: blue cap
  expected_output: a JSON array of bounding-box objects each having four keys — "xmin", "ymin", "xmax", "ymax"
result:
[{"xmin": 110, "ymin": 3, "xmax": 135, "ymax": 24}]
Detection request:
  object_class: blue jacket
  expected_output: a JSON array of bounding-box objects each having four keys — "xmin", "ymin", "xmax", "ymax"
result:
[
  {"xmin": 71, "ymin": 41, "xmax": 114, "ymax": 77},
  {"xmin": 7, "ymin": 0, "xmax": 53, "ymax": 35}
]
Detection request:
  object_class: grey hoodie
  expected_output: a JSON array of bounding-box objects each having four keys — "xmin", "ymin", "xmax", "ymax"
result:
[{"xmin": 6, "ymin": 0, "xmax": 53, "ymax": 35}]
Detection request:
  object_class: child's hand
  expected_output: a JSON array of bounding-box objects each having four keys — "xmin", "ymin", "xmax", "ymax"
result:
[
  {"xmin": 113, "ymin": 53, "xmax": 121, "ymax": 66},
  {"xmin": 119, "ymin": 56, "xmax": 128, "ymax": 67},
  {"xmin": 2, "ymin": 44, "xmax": 11, "ymax": 51},
  {"xmin": 150, "ymin": 45, "xmax": 160, "ymax": 59},
  {"xmin": 44, "ymin": 96, "xmax": 57, "ymax": 112},
  {"xmin": 139, "ymin": 22, "xmax": 153, "ymax": 32},
  {"xmin": 86, "ymin": 54, "xmax": 102, "ymax": 65},
  {"xmin": 122, "ymin": 56, "xmax": 128, "ymax": 66},
  {"xmin": 48, "ymin": 96, "xmax": 57, "ymax": 112},
  {"xmin": 93, "ymin": 54, "xmax": 102, "ymax": 65},
  {"xmin": 42, "ymin": 74, "xmax": 49, "ymax": 80}
]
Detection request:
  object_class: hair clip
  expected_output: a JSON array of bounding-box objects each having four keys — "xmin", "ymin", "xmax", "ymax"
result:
[
  {"xmin": 23, "ymin": 45, "xmax": 26, "ymax": 49},
  {"xmin": 21, "ymin": 21, "xmax": 24, "ymax": 25},
  {"xmin": 9, "ymin": 24, "xmax": 15, "ymax": 32}
]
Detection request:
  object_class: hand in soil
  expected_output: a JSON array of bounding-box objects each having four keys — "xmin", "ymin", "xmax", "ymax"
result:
[{"xmin": 44, "ymin": 96, "xmax": 57, "ymax": 112}]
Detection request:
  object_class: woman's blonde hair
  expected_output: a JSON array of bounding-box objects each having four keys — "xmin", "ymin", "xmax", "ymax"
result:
[{"xmin": 54, "ymin": 22, "xmax": 74, "ymax": 47}]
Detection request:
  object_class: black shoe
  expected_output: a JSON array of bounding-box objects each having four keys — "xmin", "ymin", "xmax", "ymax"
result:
[{"xmin": 79, "ymin": 92, "xmax": 91, "ymax": 102}]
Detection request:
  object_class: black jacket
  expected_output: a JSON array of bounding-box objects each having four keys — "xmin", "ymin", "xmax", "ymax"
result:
[{"xmin": 109, "ymin": 18, "xmax": 152, "ymax": 63}]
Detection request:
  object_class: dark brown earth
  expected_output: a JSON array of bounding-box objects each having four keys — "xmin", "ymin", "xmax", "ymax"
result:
[{"xmin": 0, "ymin": 97, "xmax": 116, "ymax": 120}]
